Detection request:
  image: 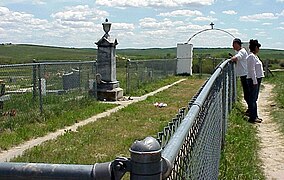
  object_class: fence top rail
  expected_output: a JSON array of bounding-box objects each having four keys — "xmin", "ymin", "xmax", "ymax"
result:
[
  {"xmin": 161, "ymin": 59, "xmax": 231, "ymax": 170},
  {"xmin": 0, "ymin": 61, "xmax": 96, "ymax": 68}
]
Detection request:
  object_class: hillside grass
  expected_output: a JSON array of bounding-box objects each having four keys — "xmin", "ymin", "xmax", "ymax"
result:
[
  {"xmin": 12, "ymin": 77, "xmax": 205, "ymax": 164},
  {"xmin": 0, "ymin": 44, "xmax": 96, "ymax": 64},
  {"xmin": 1, "ymin": 44, "xmax": 283, "ymax": 67},
  {"xmin": 218, "ymin": 80, "xmax": 265, "ymax": 179},
  {"xmin": 11, "ymin": 77, "xmax": 266, "ymax": 179},
  {"xmin": 264, "ymin": 72, "xmax": 284, "ymax": 134},
  {"xmin": 0, "ymin": 75, "xmax": 183, "ymax": 151}
]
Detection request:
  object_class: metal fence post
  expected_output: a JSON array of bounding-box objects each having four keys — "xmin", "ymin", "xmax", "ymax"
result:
[
  {"xmin": 265, "ymin": 59, "xmax": 269, "ymax": 77},
  {"xmin": 79, "ymin": 64, "xmax": 82, "ymax": 91},
  {"xmin": 136, "ymin": 62, "xmax": 139, "ymax": 90},
  {"xmin": 32, "ymin": 59, "xmax": 37, "ymax": 102},
  {"xmin": 94, "ymin": 61, "xmax": 98, "ymax": 99},
  {"xmin": 126, "ymin": 59, "xmax": 130, "ymax": 95},
  {"xmin": 129, "ymin": 137, "xmax": 162, "ymax": 180},
  {"xmin": 199, "ymin": 56, "xmax": 202, "ymax": 78},
  {"xmin": 37, "ymin": 63, "xmax": 43, "ymax": 114},
  {"xmin": 232, "ymin": 62, "xmax": 237, "ymax": 104}
]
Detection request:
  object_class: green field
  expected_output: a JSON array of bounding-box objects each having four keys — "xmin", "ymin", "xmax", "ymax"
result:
[
  {"xmin": 265, "ymin": 72, "xmax": 284, "ymax": 134},
  {"xmin": 1, "ymin": 44, "xmax": 283, "ymax": 67},
  {"xmin": 13, "ymin": 77, "xmax": 205, "ymax": 164}
]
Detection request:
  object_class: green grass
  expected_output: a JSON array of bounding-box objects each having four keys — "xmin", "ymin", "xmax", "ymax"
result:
[
  {"xmin": 1, "ymin": 44, "xmax": 283, "ymax": 67},
  {"xmin": 12, "ymin": 77, "xmax": 205, "ymax": 164},
  {"xmin": 0, "ymin": 44, "xmax": 96, "ymax": 64},
  {"xmin": 218, "ymin": 79, "xmax": 265, "ymax": 179},
  {"xmin": 0, "ymin": 92, "xmax": 116, "ymax": 151},
  {"xmin": 219, "ymin": 101, "xmax": 265, "ymax": 179},
  {"xmin": 9, "ymin": 76, "xmax": 266, "ymax": 179},
  {"xmin": 0, "ymin": 75, "xmax": 187, "ymax": 151},
  {"xmin": 264, "ymin": 71, "xmax": 284, "ymax": 134}
]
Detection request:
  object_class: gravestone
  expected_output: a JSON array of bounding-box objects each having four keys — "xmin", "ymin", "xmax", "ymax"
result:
[
  {"xmin": 95, "ymin": 19, "xmax": 123, "ymax": 101},
  {"xmin": 62, "ymin": 71, "xmax": 80, "ymax": 90}
]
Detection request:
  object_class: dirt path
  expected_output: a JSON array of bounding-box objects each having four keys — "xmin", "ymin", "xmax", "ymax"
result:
[
  {"xmin": 0, "ymin": 79, "xmax": 186, "ymax": 162},
  {"xmin": 257, "ymin": 83, "xmax": 284, "ymax": 179}
]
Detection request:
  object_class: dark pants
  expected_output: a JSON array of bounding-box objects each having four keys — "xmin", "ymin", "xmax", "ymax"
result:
[
  {"xmin": 247, "ymin": 78, "xmax": 262, "ymax": 120},
  {"xmin": 240, "ymin": 76, "xmax": 249, "ymax": 106}
]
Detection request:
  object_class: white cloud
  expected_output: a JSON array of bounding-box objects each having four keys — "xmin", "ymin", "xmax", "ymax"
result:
[
  {"xmin": 0, "ymin": 6, "xmax": 48, "ymax": 29},
  {"xmin": 139, "ymin": 17, "xmax": 183, "ymax": 29},
  {"xmin": 276, "ymin": 27, "xmax": 284, "ymax": 30},
  {"xmin": 255, "ymin": 31, "xmax": 267, "ymax": 37},
  {"xmin": 159, "ymin": 10, "xmax": 202, "ymax": 17},
  {"xmin": 112, "ymin": 23, "xmax": 135, "ymax": 31},
  {"xmin": 95, "ymin": 0, "xmax": 215, "ymax": 8},
  {"xmin": 222, "ymin": 10, "xmax": 237, "ymax": 15},
  {"xmin": 193, "ymin": 16, "xmax": 217, "ymax": 22},
  {"xmin": 210, "ymin": 11, "xmax": 216, "ymax": 15},
  {"xmin": 51, "ymin": 5, "xmax": 108, "ymax": 22},
  {"xmin": 276, "ymin": 10, "xmax": 284, "ymax": 16},
  {"xmin": 32, "ymin": 0, "xmax": 46, "ymax": 5},
  {"xmin": 276, "ymin": 0, "xmax": 284, "ymax": 2},
  {"xmin": 240, "ymin": 12, "xmax": 278, "ymax": 22},
  {"xmin": 262, "ymin": 22, "xmax": 272, "ymax": 25}
]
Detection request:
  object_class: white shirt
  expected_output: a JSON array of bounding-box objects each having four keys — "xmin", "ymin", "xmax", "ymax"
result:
[
  {"xmin": 234, "ymin": 48, "xmax": 248, "ymax": 76},
  {"xmin": 246, "ymin": 53, "xmax": 265, "ymax": 85}
]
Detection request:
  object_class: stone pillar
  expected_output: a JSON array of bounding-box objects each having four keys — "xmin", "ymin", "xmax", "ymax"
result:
[
  {"xmin": 176, "ymin": 43, "xmax": 193, "ymax": 75},
  {"xmin": 95, "ymin": 19, "xmax": 123, "ymax": 101}
]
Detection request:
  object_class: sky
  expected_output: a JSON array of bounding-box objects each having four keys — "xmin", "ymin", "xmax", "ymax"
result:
[{"xmin": 0, "ymin": 0, "xmax": 283, "ymax": 49}]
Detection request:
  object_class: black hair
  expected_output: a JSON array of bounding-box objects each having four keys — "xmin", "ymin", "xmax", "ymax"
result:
[{"xmin": 249, "ymin": 39, "xmax": 261, "ymax": 52}]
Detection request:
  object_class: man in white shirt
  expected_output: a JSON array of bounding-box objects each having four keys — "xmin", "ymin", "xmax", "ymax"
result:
[{"xmin": 230, "ymin": 38, "xmax": 249, "ymax": 113}]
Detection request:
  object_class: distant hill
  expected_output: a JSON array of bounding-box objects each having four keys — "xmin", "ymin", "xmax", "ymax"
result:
[
  {"xmin": 0, "ymin": 44, "xmax": 96, "ymax": 64},
  {"xmin": 0, "ymin": 44, "xmax": 283, "ymax": 64}
]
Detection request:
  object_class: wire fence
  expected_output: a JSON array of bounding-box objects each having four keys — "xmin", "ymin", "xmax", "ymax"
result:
[
  {"xmin": 0, "ymin": 59, "xmax": 236, "ymax": 180},
  {"xmin": 160, "ymin": 59, "xmax": 236, "ymax": 179},
  {"xmin": 123, "ymin": 59, "xmax": 177, "ymax": 95},
  {"xmin": 0, "ymin": 61, "xmax": 96, "ymax": 115}
]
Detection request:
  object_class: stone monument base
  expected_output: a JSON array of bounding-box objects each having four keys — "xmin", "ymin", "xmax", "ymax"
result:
[{"xmin": 97, "ymin": 87, "xmax": 123, "ymax": 101}]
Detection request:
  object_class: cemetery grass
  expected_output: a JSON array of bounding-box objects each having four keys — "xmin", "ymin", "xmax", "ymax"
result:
[
  {"xmin": 12, "ymin": 77, "xmax": 206, "ymax": 164},
  {"xmin": 219, "ymin": 81, "xmax": 265, "ymax": 179},
  {"xmin": 0, "ymin": 92, "xmax": 116, "ymax": 151},
  {"xmin": 265, "ymin": 71, "xmax": 284, "ymax": 134},
  {"xmin": 0, "ymin": 76, "xmax": 184, "ymax": 151}
]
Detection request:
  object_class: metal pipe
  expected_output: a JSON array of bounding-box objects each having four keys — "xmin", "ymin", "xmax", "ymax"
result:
[
  {"xmin": 37, "ymin": 64, "xmax": 43, "ymax": 114},
  {"xmin": 161, "ymin": 105, "xmax": 200, "ymax": 176},
  {"xmin": 0, "ymin": 163, "xmax": 93, "ymax": 179},
  {"xmin": 0, "ymin": 162, "xmax": 113, "ymax": 180},
  {"xmin": 186, "ymin": 28, "xmax": 235, "ymax": 44}
]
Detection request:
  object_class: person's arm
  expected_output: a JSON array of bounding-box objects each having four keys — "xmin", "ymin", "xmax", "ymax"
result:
[
  {"xmin": 231, "ymin": 51, "xmax": 242, "ymax": 62},
  {"xmin": 247, "ymin": 55, "xmax": 257, "ymax": 85},
  {"xmin": 231, "ymin": 56, "xmax": 238, "ymax": 62}
]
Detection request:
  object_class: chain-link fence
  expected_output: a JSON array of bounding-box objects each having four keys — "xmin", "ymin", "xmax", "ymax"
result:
[
  {"xmin": 124, "ymin": 59, "xmax": 177, "ymax": 95},
  {"xmin": 160, "ymin": 59, "xmax": 236, "ymax": 179},
  {"xmin": 0, "ymin": 61, "xmax": 96, "ymax": 115},
  {"xmin": 0, "ymin": 59, "xmax": 236, "ymax": 180}
]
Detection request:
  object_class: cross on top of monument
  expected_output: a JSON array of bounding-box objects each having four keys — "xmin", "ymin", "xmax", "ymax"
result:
[{"xmin": 210, "ymin": 22, "xmax": 214, "ymax": 29}]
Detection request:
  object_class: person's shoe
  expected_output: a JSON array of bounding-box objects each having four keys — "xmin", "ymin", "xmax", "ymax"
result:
[
  {"xmin": 256, "ymin": 117, "xmax": 263, "ymax": 122},
  {"xmin": 248, "ymin": 119, "xmax": 256, "ymax": 123},
  {"xmin": 248, "ymin": 118, "xmax": 262, "ymax": 123}
]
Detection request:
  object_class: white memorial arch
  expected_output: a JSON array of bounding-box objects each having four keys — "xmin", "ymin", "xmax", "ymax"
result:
[{"xmin": 176, "ymin": 23, "xmax": 237, "ymax": 75}]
